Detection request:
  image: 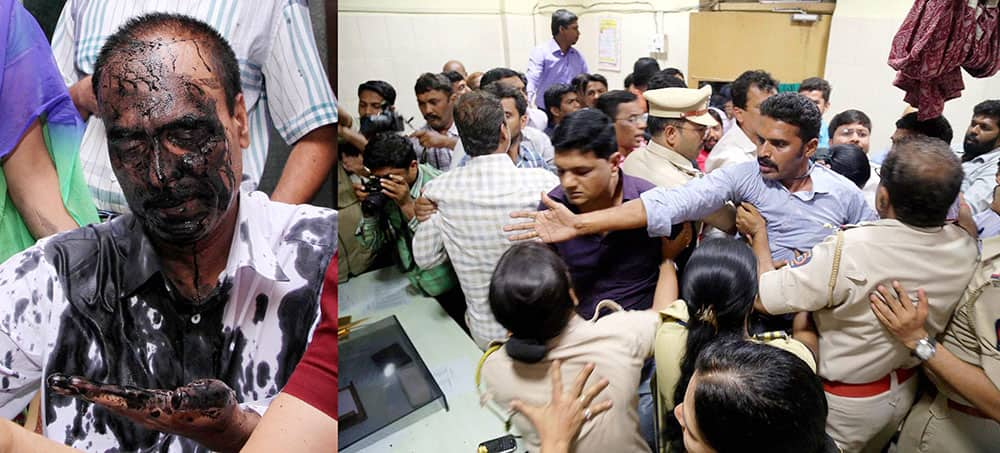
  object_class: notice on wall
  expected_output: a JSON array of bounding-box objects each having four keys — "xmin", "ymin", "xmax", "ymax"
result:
[{"xmin": 598, "ymin": 17, "xmax": 621, "ymax": 72}]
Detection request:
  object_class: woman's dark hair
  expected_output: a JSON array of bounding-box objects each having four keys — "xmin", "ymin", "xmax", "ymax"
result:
[
  {"xmin": 691, "ymin": 340, "xmax": 829, "ymax": 453},
  {"xmin": 821, "ymin": 144, "xmax": 871, "ymax": 189},
  {"xmin": 489, "ymin": 243, "xmax": 575, "ymax": 363},
  {"xmin": 664, "ymin": 239, "xmax": 758, "ymax": 448}
]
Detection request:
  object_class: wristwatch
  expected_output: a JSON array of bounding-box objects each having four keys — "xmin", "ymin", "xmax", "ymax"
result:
[{"xmin": 912, "ymin": 337, "xmax": 937, "ymax": 361}]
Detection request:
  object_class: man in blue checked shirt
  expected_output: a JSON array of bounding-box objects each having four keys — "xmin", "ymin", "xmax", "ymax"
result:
[{"xmin": 509, "ymin": 92, "xmax": 876, "ymax": 276}]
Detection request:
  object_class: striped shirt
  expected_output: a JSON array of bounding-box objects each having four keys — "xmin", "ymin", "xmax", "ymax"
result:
[
  {"xmin": 51, "ymin": 0, "xmax": 338, "ymax": 213},
  {"xmin": 413, "ymin": 154, "xmax": 559, "ymax": 349}
]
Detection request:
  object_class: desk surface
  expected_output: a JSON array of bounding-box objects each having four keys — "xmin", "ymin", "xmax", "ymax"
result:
[{"xmin": 340, "ymin": 266, "xmax": 509, "ymax": 453}]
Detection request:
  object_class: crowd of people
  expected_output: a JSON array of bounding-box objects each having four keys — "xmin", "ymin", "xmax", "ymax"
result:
[
  {"xmin": 338, "ymin": 8, "xmax": 1000, "ymax": 453},
  {"xmin": 0, "ymin": 1, "xmax": 337, "ymax": 451}
]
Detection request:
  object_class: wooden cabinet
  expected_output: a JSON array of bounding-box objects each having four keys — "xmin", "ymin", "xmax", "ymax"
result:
[{"xmin": 687, "ymin": 10, "xmax": 833, "ymax": 86}]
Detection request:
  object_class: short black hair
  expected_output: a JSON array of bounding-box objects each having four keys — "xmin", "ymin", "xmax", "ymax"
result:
[
  {"xmin": 692, "ymin": 340, "xmax": 829, "ymax": 453},
  {"xmin": 358, "ymin": 80, "xmax": 397, "ymax": 107},
  {"xmin": 648, "ymin": 70, "xmax": 688, "ymax": 90},
  {"xmin": 880, "ymin": 135, "xmax": 963, "ymax": 227},
  {"xmin": 798, "ymin": 77, "xmax": 832, "ymax": 103},
  {"xmin": 821, "ymin": 144, "xmax": 871, "ymax": 189},
  {"xmin": 595, "ymin": 90, "xmax": 637, "ymax": 120},
  {"xmin": 552, "ymin": 109, "xmax": 618, "ymax": 160},
  {"xmin": 442, "ymin": 70, "xmax": 465, "ymax": 84},
  {"xmin": 484, "ymin": 82, "xmax": 527, "ymax": 116},
  {"xmin": 93, "ymin": 13, "xmax": 241, "ymax": 114},
  {"xmin": 480, "ymin": 67, "xmax": 527, "ymax": 90},
  {"xmin": 731, "ymin": 70, "xmax": 778, "ymax": 110},
  {"xmin": 632, "ymin": 57, "xmax": 660, "ymax": 88},
  {"xmin": 363, "ymin": 132, "xmax": 417, "ymax": 170},
  {"xmin": 543, "ymin": 83, "xmax": 575, "ymax": 122},
  {"xmin": 623, "ymin": 73, "xmax": 634, "ymax": 89},
  {"xmin": 663, "ymin": 67, "xmax": 685, "ymax": 80},
  {"xmin": 828, "ymin": 109, "xmax": 872, "ymax": 137},
  {"xmin": 489, "ymin": 242, "xmax": 575, "ymax": 345},
  {"xmin": 647, "ymin": 117, "xmax": 685, "ymax": 138},
  {"xmin": 551, "ymin": 9, "xmax": 577, "ymax": 36},
  {"xmin": 414, "ymin": 72, "xmax": 452, "ymax": 96},
  {"xmin": 759, "ymin": 92, "xmax": 821, "ymax": 143},
  {"xmin": 454, "ymin": 91, "xmax": 505, "ymax": 157},
  {"xmin": 895, "ymin": 112, "xmax": 953, "ymax": 143},
  {"xmin": 973, "ymin": 99, "xmax": 1000, "ymax": 121},
  {"xmin": 571, "ymin": 73, "xmax": 608, "ymax": 95}
]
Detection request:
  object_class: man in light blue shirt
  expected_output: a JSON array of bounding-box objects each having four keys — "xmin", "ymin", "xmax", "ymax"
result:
[
  {"xmin": 959, "ymin": 100, "xmax": 1000, "ymax": 214},
  {"xmin": 507, "ymin": 92, "xmax": 876, "ymax": 265},
  {"xmin": 526, "ymin": 9, "xmax": 588, "ymax": 109}
]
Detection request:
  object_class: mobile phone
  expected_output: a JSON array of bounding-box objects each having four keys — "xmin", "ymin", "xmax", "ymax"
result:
[{"xmin": 478, "ymin": 435, "xmax": 517, "ymax": 453}]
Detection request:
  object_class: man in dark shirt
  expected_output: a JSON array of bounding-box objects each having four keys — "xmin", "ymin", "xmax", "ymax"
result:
[{"xmin": 543, "ymin": 109, "xmax": 687, "ymax": 319}]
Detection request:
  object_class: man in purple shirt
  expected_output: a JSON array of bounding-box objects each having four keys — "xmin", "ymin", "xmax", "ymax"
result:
[
  {"xmin": 526, "ymin": 9, "xmax": 589, "ymax": 109},
  {"xmin": 543, "ymin": 109, "xmax": 684, "ymax": 319}
]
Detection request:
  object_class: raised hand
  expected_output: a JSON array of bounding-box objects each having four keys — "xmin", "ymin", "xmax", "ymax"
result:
[
  {"xmin": 509, "ymin": 361, "xmax": 612, "ymax": 453},
  {"xmin": 505, "ymin": 193, "xmax": 581, "ymax": 243},
  {"xmin": 869, "ymin": 281, "xmax": 930, "ymax": 350}
]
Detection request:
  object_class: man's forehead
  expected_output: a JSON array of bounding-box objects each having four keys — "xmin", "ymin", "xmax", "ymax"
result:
[{"xmin": 98, "ymin": 37, "xmax": 222, "ymax": 100}]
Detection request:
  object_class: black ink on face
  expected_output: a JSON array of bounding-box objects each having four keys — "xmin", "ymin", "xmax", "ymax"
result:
[{"xmin": 99, "ymin": 38, "xmax": 238, "ymax": 245}]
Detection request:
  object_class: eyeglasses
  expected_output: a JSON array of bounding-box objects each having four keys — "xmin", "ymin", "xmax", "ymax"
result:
[{"xmin": 616, "ymin": 113, "xmax": 648, "ymax": 125}]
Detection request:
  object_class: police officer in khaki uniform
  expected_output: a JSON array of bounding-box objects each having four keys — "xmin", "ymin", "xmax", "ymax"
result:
[
  {"xmin": 622, "ymin": 86, "xmax": 735, "ymax": 234},
  {"xmin": 870, "ymin": 238, "xmax": 1000, "ymax": 452},
  {"xmin": 739, "ymin": 136, "xmax": 979, "ymax": 453}
]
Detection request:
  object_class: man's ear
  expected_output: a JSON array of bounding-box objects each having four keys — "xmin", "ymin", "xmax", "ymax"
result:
[
  {"xmin": 876, "ymin": 185, "xmax": 891, "ymax": 212},
  {"xmin": 733, "ymin": 106, "xmax": 746, "ymax": 125},
  {"xmin": 233, "ymin": 93, "xmax": 250, "ymax": 149},
  {"xmin": 608, "ymin": 151, "xmax": 622, "ymax": 171},
  {"xmin": 803, "ymin": 137, "xmax": 819, "ymax": 159}
]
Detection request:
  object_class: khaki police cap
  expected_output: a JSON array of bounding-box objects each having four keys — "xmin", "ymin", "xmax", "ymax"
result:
[{"xmin": 644, "ymin": 85, "xmax": 717, "ymax": 127}]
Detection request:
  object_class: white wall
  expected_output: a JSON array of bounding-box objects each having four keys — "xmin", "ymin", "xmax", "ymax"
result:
[
  {"xmin": 337, "ymin": 0, "xmax": 696, "ymax": 125},
  {"xmin": 824, "ymin": 0, "xmax": 1000, "ymax": 152},
  {"xmin": 339, "ymin": 0, "xmax": 1000, "ymax": 146}
]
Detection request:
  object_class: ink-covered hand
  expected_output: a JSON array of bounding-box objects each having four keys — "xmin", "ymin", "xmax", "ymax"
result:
[{"xmin": 47, "ymin": 375, "xmax": 259, "ymax": 453}]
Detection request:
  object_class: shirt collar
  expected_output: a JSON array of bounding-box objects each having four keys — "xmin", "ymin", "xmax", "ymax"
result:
[
  {"xmin": 645, "ymin": 141, "xmax": 699, "ymax": 176},
  {"xmin": 222, "ymin": 191, "xmax": 290, "ymax": 282},
  {"xmin": 546, "ymin": 38, "xmax": 573, "ymax": 56},
  {"xmin": 467, "ymin": 152, "xmax": 517, "ymax": 168}
]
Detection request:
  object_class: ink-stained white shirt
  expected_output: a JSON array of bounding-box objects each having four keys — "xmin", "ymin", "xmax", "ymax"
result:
[
  {"xmin": 51, "ymin": 0, "xmax": 338, "ymax": 213},
  {"xmin": 0, "ymin": 191, "xmax": 337, "ymax": 452},
  {"xmin": 961, "ymin": 148, "xmax": 1000, "ymax": 215},
  {"xmin": 704, "ymin": 124, "xmax": 757, "ymax": 173},
  {"xmin": 413, "ymin": 154, "xmax": 559, "ymax": 349}
]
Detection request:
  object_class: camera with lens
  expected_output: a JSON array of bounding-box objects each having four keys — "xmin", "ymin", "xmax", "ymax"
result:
[
  {"xmin": 360, "ymin": 109, "xmax": 405, "ymax": 137},
  {"xmin": 360, "ymin": 174, "xmax": 392, "ymax": 217}
]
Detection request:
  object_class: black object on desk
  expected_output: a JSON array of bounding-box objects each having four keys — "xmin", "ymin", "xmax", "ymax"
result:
[{"xmin": 338, "ymin": 315, "xmax": 448, "ymax": 452}]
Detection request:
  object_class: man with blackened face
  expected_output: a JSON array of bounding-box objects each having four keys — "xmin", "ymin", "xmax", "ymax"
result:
[{"xmin": 0, "ymin": 13, "xmax": 337, "ymax": 452}]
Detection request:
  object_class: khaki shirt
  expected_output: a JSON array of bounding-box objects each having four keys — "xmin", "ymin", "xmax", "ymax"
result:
[
  {"xmin": 759, "ymin": 219, "xmax": 977, "ymax": 383},
  {"xmin": 934, "ymin": 236, "xmax": 1000, "ymax": 405},
  {"xmin": 622, "ymin": 141, "xmax": 700, "ymax": 190},
  {"xmin": 481, "ymin": 309, "xmax": 659, "ymax": 453},
  {"xmin": 654, "ymin": 300, "xmax": 816, "ymax": 413}
]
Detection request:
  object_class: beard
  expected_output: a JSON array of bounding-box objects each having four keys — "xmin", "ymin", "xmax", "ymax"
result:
[{"xmin": 964, "ymin": 136, "xmax": 999, "ymax": 158}]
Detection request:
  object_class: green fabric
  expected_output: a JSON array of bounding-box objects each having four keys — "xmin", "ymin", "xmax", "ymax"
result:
[
  {"xmin": 778, "ymin": 83, "xmax": 801, "ymax": 93},
  {"xmin": 0, "ymin": 119, "xmax": 99, "ymax": 264},
  {"xmin": 357, "ymin": 163, "xmax": 458, "ymax": 297}
]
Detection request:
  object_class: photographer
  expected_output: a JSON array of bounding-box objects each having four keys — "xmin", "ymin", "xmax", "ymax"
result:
[
  {"xmin": 338, "ymin": 80, "xmax": 406, "ymax": 281},
  {"xmin": 338, "ymin": 80, "xmax": 405, "ymax": 152},
  {"xmin": 354, "ymin": 133, "xmax": 467, "ymax": 330}
]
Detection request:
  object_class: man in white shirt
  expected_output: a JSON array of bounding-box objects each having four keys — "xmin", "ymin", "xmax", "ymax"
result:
[
  {"xmin": 0, "ymin": 15, "xmax": 336, "ymax": 452},
  {"xmin": 704, "ymin": 70, "xmax": 777, "ymax": 173},
  {"xmin": 53, "ymin": 0, "xmax": 338, "ymax": 212},
  {"xmin": 413, "ymin": 91, "xmax": 559, "ymax": 349}
]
